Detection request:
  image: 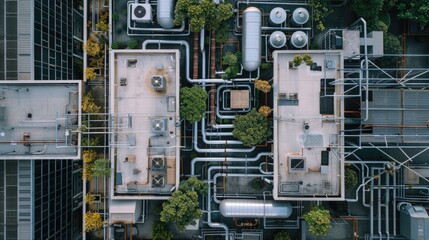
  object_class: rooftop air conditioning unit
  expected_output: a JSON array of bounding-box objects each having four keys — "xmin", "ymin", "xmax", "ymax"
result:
[
  {"xmin": 150, "ymin": 155, "xmax": 165, "ymax": 170},
  {"xmin": 151, "ymin": 118, "xmax": 167, "ymax": 133},
  {"xmin": 151, "ymin": 75, "xmax": 166, "ymax": 91},
  {"xmin": 152, "ymin": 174, "xmax": 165, "ymax": 188},
  {"xmin": 131, "ymin": 3, "xmax": 152, "ymax": 23}
]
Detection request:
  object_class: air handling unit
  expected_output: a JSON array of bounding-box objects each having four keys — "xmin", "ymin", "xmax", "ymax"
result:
[{"xmin": 131, "ymin": 3, "xmax": 152, "ymax": 23}]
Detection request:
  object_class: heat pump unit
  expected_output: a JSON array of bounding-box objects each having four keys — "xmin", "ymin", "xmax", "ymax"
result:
[
  {"xmin": 152, "ymin": 174, "xmax": 165, "ymax": 188},
  {"xmin": 151, "ymin": 75, "xmax": 166, "ymax": 91},
  {"xmin": 151, "ymin": 118, "xmax": 167, "ymax": 133},
  {"xmin": 150, "ymin": 155, "xmax": 165, "ymax": 170},
  {"xmin": 131, "ymin": 3, "xmax": 152, "ymax": 23}
]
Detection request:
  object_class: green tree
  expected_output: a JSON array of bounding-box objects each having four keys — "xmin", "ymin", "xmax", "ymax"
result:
[
  {"xmin": 174, "ymin": 0, "xmax": 232, "ymax": 32},
  {"xmin": 345, "ymin": 168, "xmax": 358, "ymax": 188},
  {"xmin": 152, "ymin": 221, "xmax": 173, "ymax": 240},
  {"xmin": 160, "ymin": 191, "xmax": 202, "ymax": 232},
  {"xmin": 233, "ymin": 109, "xmax": 271, "ymax": 146},
  {"xmin": 254, "ymin": 80, "xmax": 272, "ymax": 93},
  {"xmin": 84, "ymin": 38, "xmax": 101, "ymax": 57},
  {"xmin": 397, "ymin": 0, "xmax": 429, "ymax": 30},
  {"xmin": 96, "ymin": 20, "xmax": 109, "ymax": 31},
  {"xmin": 350, "ymin": 0, "xmax": 384, "ymax": 25},
  {"xmin": 179, "ymin": 177, "xmax": 208, "ymax": 194},
  {"xmin": 223, "ymin": 52, "xmax": 238, "ymax": 66},
  {"xmin": 274, "ymin": 231, "xmax": 291, "ymax": 240},
  {"xmin": 128, "ymin": 39, "xmax": 139, "ymax": 49},
  {"xmin": 82, "ymin": 149, "xmax": 97, "ymax": 164},
  {"xmin": 304, "ymin": 206, "xmax": 332, "ymax": 236},
  {"xmin": 180, "ymin": 86, "xmax": 208, "ymax": 123},
  {"xmin": 309, "ymin": 0, "xmax": 332, "ymax": 31},
  {"xmin": 90, "ymin": 159, "xmax": 111, "ymax": 177},
  {"xmin": 222, "ymin": 65, "xmax": 239, "ymax": 80}
]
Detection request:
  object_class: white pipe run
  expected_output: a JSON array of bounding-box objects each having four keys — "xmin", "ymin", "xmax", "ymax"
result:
[
  {"xmin": 201, "ymin": 118, "xmax": 240, "ymax": 143},
  {"xmin": 193, "ymin": 122, "xmax": 256, "ymax": 153},
  {"xmin": 191, "ymin": 152, "xmax": 272, "ymax": 175}
]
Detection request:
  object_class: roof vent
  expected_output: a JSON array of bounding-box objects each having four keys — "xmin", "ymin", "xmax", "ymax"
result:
[
  {"xmin": 151, "ymin": 118, "xmax": 167, "ymax": 133},
  {"xmin": 151, "ymin": 156, "xmax": 165, "ymax": 170},
  {"xmin": 151, "ymin": 75, "xmax": 166, "ymax": 91},
  {"xmin": 131, "ymin": 3, "xmax": 152, "ymax": 23},
  {"xmin": 152, "ymin": 174, "xmax": 165, "ymax": 188}
]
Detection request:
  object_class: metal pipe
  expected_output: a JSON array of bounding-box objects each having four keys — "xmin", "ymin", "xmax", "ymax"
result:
[
  {"xmin": 201, "ymin": 119, "xmax": 240, "ymax": 143},
  {"xmin": 191, "ymin": 152, "xmax": 272, "ymax": 175},
  {"xmin": 370, "ymin": 168, "xmax": 374, "ymax": 240},
  {"xmin": 385, "ymin": 167, "xmax": 390, "ymax": 240},
  {"xmin": 143, "ymin": 40, "xmax": 257, "ymax": 83},
  {"xmin": 193, "ymin": 122, "xmax": 255, "ymax": 153},
  {"xmin": 377, "ymin": 169, "xmax": 382, "ymax": 240}
]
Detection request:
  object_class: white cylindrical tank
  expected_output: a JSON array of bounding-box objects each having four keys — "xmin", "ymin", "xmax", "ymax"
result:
[
  {"xmin": 290, "ymin": 31, "xmax": 308, "ymax": 48},
  {"xmin": 219, "ymin": 199, "xmax": 292, "ymax": 218},
  {"xmin": 157, "ymin": 0, "xmax": 175, "ymax": 29},
  {"xmin": 292, "ymin": 7, "xmax": 309, "ymax": 25},
  {"xmin": 269, "ymin": 31, "xmax": 287, "ymax": 49},
  {"xmin": 242, "ymin": 7, "xmax": 261, "ymax": 72},
  {"xmin": 269, "ymin": 7, "xmax": 287, "ymax": 25}
]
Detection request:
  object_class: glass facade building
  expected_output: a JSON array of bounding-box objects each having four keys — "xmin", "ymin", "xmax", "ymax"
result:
[{"xmin": 0, "ymin": 0, "xmax": 83, "ymax": 239}]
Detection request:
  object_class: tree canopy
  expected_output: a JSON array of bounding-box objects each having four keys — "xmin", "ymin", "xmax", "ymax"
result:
[
  {"xmin": 84, "ymin": 212, "xmax": 103, "ymax": 232},
  {"xmin": 179, "ymin": 177, "xmax": 208, "ymax": 194},
  {"xmin": 350, "ymin": 0, "xmax": 384, "ymax": 24},
  {"xmin": 180, "ymin": 86, "xmax": 208, "ymax": 123},
  {"xmin": 174, "ymin": 0, "xmax": 233, "ymax": 32},
  {"xmin": 233, "ymin": 109, "xmax": 271, "ymax": 146},
  {"xmin": 160, "ymin": 191, "xmax": 202, "ymax": 232},
  {"xmin": 254, "ymin": 80, "xmax": 272, "ymax": 93},
  {"xmin": 152, "ymin": 221, "xmax": 173, "ymax": 240},
  {"xmin": 397, "ymin": 0, "xmax": 429, "ymax": 30},
  {"xmin": 274, "ymin": 231, "xmax": 291, "ymax": 240},
  {"xmin": 90, "ymin": 159, "xmax": 111, "ymax": 177},
  {"xmin": 345, "ymin": 168, "xmax": 358, "ymax": 188},
  {"xmin": 304, "ymin": 206, "xmax": 332, "ymax": 236}
]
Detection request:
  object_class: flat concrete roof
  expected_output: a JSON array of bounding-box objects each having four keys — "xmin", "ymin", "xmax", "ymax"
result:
[
  {"xmin": 0, "ymin": 80, "xmax": 81, "ymax": 159},
  {"xmin": 109, "ymin": 50, "xmax": 180, "ymax": 199},
  {"xmin": 273, "ymin": 50, "xmax": 345, "ymax": 200}
]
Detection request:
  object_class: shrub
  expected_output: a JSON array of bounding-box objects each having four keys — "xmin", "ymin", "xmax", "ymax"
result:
[
  {"xmin": 128, "ymin": 39, "xmax": 139, "ymax": 49},
  {"xmin": 304, "ymin": 206, "xmax": 332, "ymax": 236},
  {"xmin": 85, "ymin": 68, "xmax": 97, "ymax": 81},
  {"xmin": 233, "ymin": 109, "xmax": 271, "ymax": 146},
  {"xmin": 82, "ymin": 149, "xmax": 97, "ymax": 163},
  {"xmin": 345, "ymin": 168, "xmax": 358, "ymax": 188},
  {"xmin": 84, "ymin": 212, "xmax": 103, "ymax": 232},
  {"xmin": 258, "ymin": 106, "xmax": 272, "ymax": 118},
  {"xmin": 254, "ymin": 80, "xmax": 272, "ymax": 93},
  {"xmin": 84, "ymin": 193, "xmax": 96, "ymax": 205},
  {"xmin": 180, "ymin": 86, "xmax": 208, "ymax": 123}
]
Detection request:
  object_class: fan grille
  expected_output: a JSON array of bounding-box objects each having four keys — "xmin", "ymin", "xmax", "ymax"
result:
[{"xmin": 134, "ymin": 5, "xmax": 146, "ymax": 18}]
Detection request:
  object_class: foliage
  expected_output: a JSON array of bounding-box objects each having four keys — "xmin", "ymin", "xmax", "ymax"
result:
[
  {"xmin": 215, "ymin": 23, "xmax": 228, "ymax": 44},
  {"xmin": 152, "ymin": 221, "xmax": 173, "ymax": 240},
  {"xmin": 82, "ymin": 93, "xmax": 101, "ymax": 113},
  {"xmin": 251, "ymin": 178, "xmax": 264, "ymax": 190},
  {"xmin": 180, "ymin": 86, "xmax": 208, "ymax": 123},
  {"xmin": 304, "ymin": 206, "xmax": 332, "ymax": 236},
  {"xmin": 82, "ymin": 165, "xmax": 93, "ymax": 181},
  {"xmin": 397, "ymin": 0, "xmax": 429, "ymax": 30},
  {"xmin": 368, "ymin": 20, "xmax": 388, "ymax": 33},
  {"xmin": 85, "ymin": 68, "xmax": 97, "ymax": 81},
  {"xmin": 260, "ymin": 63, "xmax": 272, "ymax": 71},
  {"xmin": 84, "ymin": 38, "xmax": 101, "ymax": 57},
  {"xmin": 82, "ymin": 149, "xmax": 97, "ymax": 164},
  {"xmin": 174, "ymin": 0, "xmax": 233, "ymax": 32},
  {"xmin": 222, "ymin": 65, "xmax": 239, "ymax": 80},
  {"xmin": 160, "ymin": 191, "xmax": 202, "ymax": 232},
  {"xmin": 89, "ymin": 56, "xmax": 104, "ymax": 69},
  {"xmin": 128, "ymin": 39, "xmax": 139, "ymax": 49},
  {"xmin": 222, "ymin": 52, "xmax": 238, "ymax": 66},
  {"xmin": 254, "ymin": 80, "xmax": 272, "ymax": 93},
  {"xmin": 292, "ymin": 55, "xmax": 303, "ymax": 66},
  {"xmin": 111, "ymin": 41, "xmax": 120, "ymax": 49},
  {"xmin": 82, "ymin": 136, "xmax": 101, "ymax": 147},
  {"xmin": 84, "ymin": 212, "xmax": 103, "ymax": 232},
  {"xmin": 350, "ymin": 0, "xmax": 384, "ymax": 24},
  {"xmin": 308, "ymin": 0, "xmax": 332, "ymax": 31},
  {"xmin": 112, "ymin": 13, "xmax": 119, "ymax": 22},
  {"xmin": 90, "ymin": 159, "xmax": 111, "ymax": 177},
  {"xmin": 345, "ymin": 168, "xmax": 358, "ymax": 188},
  {"xmin": 96, "ymin": 20, "xmax": 109, "ymax": 32},
  {"xmin": 274, "ymin": 231, "xmax": 291, "ymax": 240},
  {"xmin": 303, "ymin": 54, "xmax": 313, "ymax": 66},
  {"xmin": 384, "ymin": 33, "xmax": 402, "ymax": 54},
  {"xmin": 258, "ymin": 106, "xmax": 272, "ymax": 118},
  {"xmin": 233, "ymin": 109, "xmax": 271, "ymax": 146},
  {"xmin": 179, "ymin": 177, "xmax": 208, "ymax": 194},
  {"xmin": 85, "ymin": 193, "xmax": 96, "ymax": 205}
]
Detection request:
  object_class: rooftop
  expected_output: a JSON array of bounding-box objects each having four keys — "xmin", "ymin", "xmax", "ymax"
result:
[
  {"xmin": 273, "ymin": 50, "xmax": 345, "ymax": 200},
  {"xmin": 109, "ymin": 50, "xmax": 180, "ymax": 199},
  {"xmin": 0, "ymin": 80, "xmax": 81, "ymax": 159}
]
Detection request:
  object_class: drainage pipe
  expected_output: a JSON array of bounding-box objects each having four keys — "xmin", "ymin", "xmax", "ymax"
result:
[{"xmin": 191, "ymin": 152, "xmax": 272, "ymax": 175}]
